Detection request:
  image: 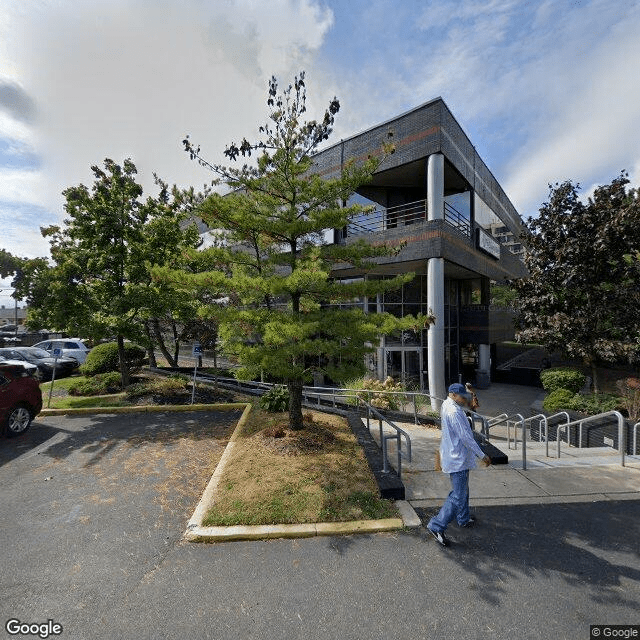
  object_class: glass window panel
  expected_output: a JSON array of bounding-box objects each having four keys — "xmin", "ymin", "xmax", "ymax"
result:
[
  {"xmin": 402, "ymin": 330, "xmax": 420, "ymax": 346},
  {"xmin": 383, "ymin": 304, "xmax": 402, "ymax": 318},
  {"xmin": 403, "ymin": 304, "xmax": 421, "ymax": 319},
  {"xmin": 385, "ymin": 332, "xmax": 402, "ymax": 346},
  {"xmin": 384, "ymin": 288, "xmax": 402, "ymax": 304},
  {"xmin": 403, "ymin": 277, "xmax": 421, "ymax": 303}
]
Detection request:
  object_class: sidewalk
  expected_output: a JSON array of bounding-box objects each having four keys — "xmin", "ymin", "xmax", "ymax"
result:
[{"xmin": 366, "ymin": 382, "xmax": 640, "ymax": 508}]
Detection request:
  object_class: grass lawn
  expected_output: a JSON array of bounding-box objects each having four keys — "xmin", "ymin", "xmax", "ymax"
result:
[
  {"xmin": 203, "ymin": 407, "xmax": 398, "ymax": 526},
  {"xmin": 40, "ymin": 375, "xmax": 125, "ymax": 409}
]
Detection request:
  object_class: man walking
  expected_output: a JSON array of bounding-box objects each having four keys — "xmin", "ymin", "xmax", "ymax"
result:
[{"xmin": 427, "ymin": 383, "xmax": 491, "ymax": 546}]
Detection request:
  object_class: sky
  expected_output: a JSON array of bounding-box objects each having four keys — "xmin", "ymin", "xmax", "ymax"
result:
[{"xmin": 1, "ymin": 0, "xmax": 640, "ymax": 306}]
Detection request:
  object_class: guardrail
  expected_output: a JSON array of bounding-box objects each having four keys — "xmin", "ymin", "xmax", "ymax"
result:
[
  {"xmin": 358, "ymin": 397, "xmax": 412, "ymax": 479},
  {"xmin": 347, "ymin": 199, "xmax": 427, "ymax": 236},
  {"xmin": 345, "ymin": 198, "xmax": 471, "ymax": 239},
  {"xmin": 554, "ymin": 411, "xmax": 628, "ymax": 466},
  {"xmin": 521, "ymin": 411, "xmax": 570, "ymax": 458},
  {"xmin": 484, "ymin": 413, "xmax": 527, "ymax": 469}
]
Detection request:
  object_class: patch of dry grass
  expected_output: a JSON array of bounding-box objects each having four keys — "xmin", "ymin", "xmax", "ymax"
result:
[{"xmin": 203, "ymin": 408, "xmax": 397, "ymax": 526}]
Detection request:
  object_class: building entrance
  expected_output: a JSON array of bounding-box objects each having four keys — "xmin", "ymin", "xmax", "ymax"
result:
[{"xmin": 384, "ymin": 348, "xmax": 423, "ymax": 390}]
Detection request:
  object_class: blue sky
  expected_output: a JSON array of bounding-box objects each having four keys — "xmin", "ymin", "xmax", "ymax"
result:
[{"xmin": 1, "ymin": 0, "xmax": 640, "ymax": 306}]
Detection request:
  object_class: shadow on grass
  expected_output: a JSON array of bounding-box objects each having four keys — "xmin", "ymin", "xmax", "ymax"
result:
[{"xmin": 412, "ymin": 500, "xmax": 640, "ymax": 610}]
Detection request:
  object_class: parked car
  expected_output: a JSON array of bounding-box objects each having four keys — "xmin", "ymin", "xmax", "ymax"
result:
[
  {"xmin": 32, "ymin": 338, "xmax": 91, "ymax": 364},
  {"xmin": 0, "ymin": 355, "xmax": 38, "ymax": 376},
  {"xmin": 0, "ymin": 363, "xmax": 42, "ymax": 436},
  {"xmin": 0, "ymin": 347, "xmax": 78, "ymax": 381}
]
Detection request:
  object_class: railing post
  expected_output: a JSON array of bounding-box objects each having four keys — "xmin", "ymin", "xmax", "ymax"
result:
[
  {"xmin": 413, "ymin": 395, "xmax": 418, "ymax": 425},
  {"xmin": 557, "ymin": 426, "xmax": 562, "ymax": 459},
  {"xmin": 619, "ymin": 413, "xmax": 626, "ymax": 467},
  {"xmin": 522, "ymin": 417, "xmax": 527, "ymax": 470},
  {"xmin": 544, "ymin": 417, "xmax": 549, "ymax": 458},
  {"xmin": 579, "ymin": 420, "xmax": 583, "ymax": 448}
]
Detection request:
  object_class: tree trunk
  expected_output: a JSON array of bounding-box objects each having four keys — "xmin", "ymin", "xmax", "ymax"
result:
[
  {"xmin": 117, "ymin": 334, "xmax": 130, "ymax": 387},
  {"xmin": 151, "ymin": 318, "xmax": 177, "ymax": 367},
  {"xmin": 143, "ymin": 322, "xmax": 157, "ymax": 368},
  {"xmin": 171, "ymin": 320, "xmax": 180, "ymax": 366},
  {"xmin": 590, "ymin": 360, "xmax": 600, "ymax": 395},
  {"xmin": 287, "ymin": 378, "xmax": 304, "ymax": 431}
]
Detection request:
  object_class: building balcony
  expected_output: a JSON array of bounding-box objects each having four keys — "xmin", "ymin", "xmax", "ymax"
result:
[{"xmin": 343, "ymin": 198, "xmax": 470, "ymax": 240}]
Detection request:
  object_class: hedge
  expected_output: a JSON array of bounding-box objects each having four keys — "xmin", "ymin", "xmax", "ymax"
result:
[
  {"xmin": 80, "ymin": 342, "xmax": 146, "ymax": 376},
  {"xmin": 540, "ymin": 368, "xmax": 586, "ymax": 394}
]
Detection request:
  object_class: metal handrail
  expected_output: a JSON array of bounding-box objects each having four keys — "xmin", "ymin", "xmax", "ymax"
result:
[
  {"xmin": 358, "ymin": 397, "xmax": 412, "ymax": 479},
  {"xmin": 301, "ymin": 384, "xmax": 448, "ymax": 418},
  {"xmin": 521, "ymin": 411, "xmax": 570, "ymax": 458},
  {"xmin": 553, "ymin": 411, "xmax": 627, "ymax": 466},
  {"xmin": 444, "ymin": 201, "xmax": 471, "ymax": 237},
  {"xmin": 347, "ymin": 199, "xmax": 428, "ymax": 236},
  {"xmin": 482, "ymin": 413, "xmax": 527, "ymax": 469}
]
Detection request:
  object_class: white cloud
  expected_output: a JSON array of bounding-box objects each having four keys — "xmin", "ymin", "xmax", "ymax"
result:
[
  {"xmin": 504, "ymin": 3, "xmax": 640, "ymax": 215},
  {"xmin": 0, "ymin": 0, "xmax": 334, "ymax": 258}
]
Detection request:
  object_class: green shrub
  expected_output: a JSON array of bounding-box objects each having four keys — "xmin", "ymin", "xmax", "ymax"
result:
[
  {"xmin": 544, "ymin": 387, "xmax": 624, "ymax": 415},
  {"xmin": 540, "ymin": 367, "xmax": 586, "ymax": 394},
  {"xmin": 259, "ymin": 385, "xmax": 290, "ymax": 412},
  {"xmin": 80, "ymin": 342, "xmax": 146, "ymax": 376},
  {"xmin": 126, "ymin": 376, "xmax": 187, "ymax": 399},
  {"xmin": 68, "ymin": 372, "xmax": 123, "ymax": 396},
  {"xmin": 579, "ymin": 393, "xmax": 623, "ymax": 415},
  {"xmin": 543, "ymin": 388, "xmax": 578, "ymax": 412},
  {"xmin": 343, "ymin": 376, "xmax": 406, "ymax": 411}
]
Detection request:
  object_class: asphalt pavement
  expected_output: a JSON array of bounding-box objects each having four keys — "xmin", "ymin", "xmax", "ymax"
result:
[{"xmin": 1, "ymin": 408, "xmax": 639, "ymax": 640}]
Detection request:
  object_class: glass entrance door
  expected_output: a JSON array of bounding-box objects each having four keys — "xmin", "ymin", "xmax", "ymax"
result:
[{"xmin": 385, "ymin": 348, "xmax": 423, "ymax": 389}]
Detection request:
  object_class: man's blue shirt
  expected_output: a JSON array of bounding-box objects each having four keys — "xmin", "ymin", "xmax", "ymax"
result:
[{"xmin": 440, "ymin": 396, "xmax": 485, "ymax": 473}]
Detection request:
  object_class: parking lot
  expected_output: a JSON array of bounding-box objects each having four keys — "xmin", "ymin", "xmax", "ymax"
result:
[
  {"xmin": 1, "ymin": 409, "xmax": 639, "ymax": 640},
  {"xmin": 0, "ymin": 410, "xmax": 240, "ymax": 638}
]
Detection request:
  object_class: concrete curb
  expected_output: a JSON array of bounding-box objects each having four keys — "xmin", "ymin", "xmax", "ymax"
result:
[
  {"xmin": 40, "ymin": 402, "xmax": 248, "ymax": 416},
  {"xmin": 184, "ymin": 405, "xmax": 416, "ymax": 543}
]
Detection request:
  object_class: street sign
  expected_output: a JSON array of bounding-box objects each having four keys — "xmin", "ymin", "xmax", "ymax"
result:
[
  {"xmin": 52, "ymin": 348, "xmax": 62, "ymax": 357},
  {"xmin": 192, "ymin": 343, "xmax": 202, "ymax": 356}
]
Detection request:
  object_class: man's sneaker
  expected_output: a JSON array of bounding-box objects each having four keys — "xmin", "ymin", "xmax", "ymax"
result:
[
  {"xmin": 459, "ymin": 516, "xmax": 476, "ymax": 528},
  {"xmin": 427, "ymin": 526, "xmax": 449, "ymax": 547}
]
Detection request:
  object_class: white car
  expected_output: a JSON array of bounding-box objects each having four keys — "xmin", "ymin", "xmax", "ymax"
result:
[
  {"xmin": 32, "ymin": 339, "xmax": 91, "ymax": 365},
  {"xmin": 0, "ymin": 355, "xmax": 38, "ymax": 376}
]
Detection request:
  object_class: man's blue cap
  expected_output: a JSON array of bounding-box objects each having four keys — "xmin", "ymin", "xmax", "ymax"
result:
[{"xmin": 448, "ymin": 383, "xmax": 472, "ymax": 398}]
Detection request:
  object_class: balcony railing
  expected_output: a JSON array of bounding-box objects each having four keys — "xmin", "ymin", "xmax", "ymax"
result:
[
  {"xmin": 345, "ymin": 198, "xmax": 471, "ymax": 238},
  {"xmin": 444, "ymin": 201, "xmax": 471, "ymax": 237}
]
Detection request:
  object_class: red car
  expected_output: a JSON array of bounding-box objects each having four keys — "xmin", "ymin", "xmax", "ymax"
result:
[{"xmin": 0, "ymin": 363, "xmax": 43, "ymax": 437}]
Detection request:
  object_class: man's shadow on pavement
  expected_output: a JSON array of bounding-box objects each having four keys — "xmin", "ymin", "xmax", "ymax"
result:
[{"xmin": 413, "ymin": 501, "xmax": 640, "ymax": 609}]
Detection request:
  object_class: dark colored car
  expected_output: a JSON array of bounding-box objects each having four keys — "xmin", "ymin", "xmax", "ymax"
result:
[
  {"xmin": 0, "ymin": 347, "xmax": 78, "ymax": 381},
  {"xmin": 0, "ymin": 363, "xmax": 43, "ymax": 437}
]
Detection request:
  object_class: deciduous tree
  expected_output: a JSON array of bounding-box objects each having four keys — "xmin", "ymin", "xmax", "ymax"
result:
[{"xmin": 513, "ymin": 174, "xmax": 640, "ymax": 392}]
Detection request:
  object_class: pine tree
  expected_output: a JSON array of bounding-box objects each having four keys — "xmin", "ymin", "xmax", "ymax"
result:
[{"xmin": 169, "ymin": 72, "xmax": 433, "ymax": 429}]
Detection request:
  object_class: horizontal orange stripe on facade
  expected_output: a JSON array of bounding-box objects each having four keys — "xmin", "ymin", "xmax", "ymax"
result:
[{"xmin": 314, "ymin": 126, "xmax": 440, "ymax": 177}]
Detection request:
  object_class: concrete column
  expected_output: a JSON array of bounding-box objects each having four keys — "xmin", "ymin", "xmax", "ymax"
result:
[
  {"xmin": 376, "ymin": 292, "xmax": 385, "ymax": 380},
  {"xmin": 427, "ymin": 257, "xmax": 446, "ymax": 410},
  {"xmin": 427, "ymin": 153, "xmax": 444, "ymax": 221},
  {"xmin": 475, "ymin": 343, "xmax": 491, "ymax": 389}
]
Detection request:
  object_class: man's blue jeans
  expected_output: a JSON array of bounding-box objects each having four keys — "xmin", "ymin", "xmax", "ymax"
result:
[{"xmin": 428, "ymin": 469, "xmax": 470, "ymax": 532}]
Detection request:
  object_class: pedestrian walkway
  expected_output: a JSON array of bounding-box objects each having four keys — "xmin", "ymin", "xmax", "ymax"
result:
[{"xmin": 364, "ymin": 382, "xmax": 640, "ymax": 508}]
